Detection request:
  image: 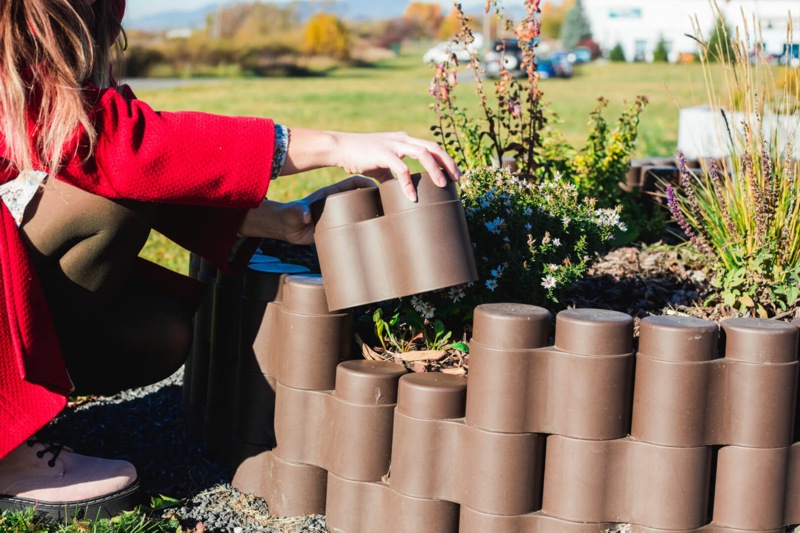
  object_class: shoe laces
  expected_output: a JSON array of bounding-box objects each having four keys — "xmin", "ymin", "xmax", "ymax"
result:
[{"xmin": 26, "ymin": 439, "xmax": 65, "ymax": 468}]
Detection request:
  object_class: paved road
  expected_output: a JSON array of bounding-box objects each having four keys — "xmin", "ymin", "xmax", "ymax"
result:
[{"xmin": 122, "ymin": 77, "xmax": 228, "ymax": 91}]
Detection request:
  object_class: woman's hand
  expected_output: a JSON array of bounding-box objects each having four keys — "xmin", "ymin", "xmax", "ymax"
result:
[
  {"xmin": 239, "ymin": 175, "xmax": 376, "ymax": 245},
  {"xmin": 281, "ymin": 129, "xmax": 461, "ymax": 201}
]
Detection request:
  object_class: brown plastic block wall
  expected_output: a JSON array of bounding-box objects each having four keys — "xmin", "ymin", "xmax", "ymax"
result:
[
  {"xmin": 465, "ymin": 305, "xmax": 635, "ymax": 438},
  {"xmin": 247, "ymin": 301, "xmax": 800, "ymax": 531},
  {"xmin": 542, "ymin": 435, "xmax": 711, "ymax": 529},
  {"xmin": 326, "ymin": 473, "xmax": 460, "ymax": 533},
  {"xmin": 257, "ymin": 360, "xmax": 407, "ymax": 517},
  {"xmin": 632, "ymin": 316, "xmax": 799, "ymax": 448},
  {"xmin": 312, "ymin": 172, "xmax": 478, "ymax": 310}
]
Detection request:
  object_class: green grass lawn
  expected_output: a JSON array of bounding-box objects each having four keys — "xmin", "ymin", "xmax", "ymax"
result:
[{"xmin": 136, "ymin": 46, "xmax": 714, "ymax": 272}]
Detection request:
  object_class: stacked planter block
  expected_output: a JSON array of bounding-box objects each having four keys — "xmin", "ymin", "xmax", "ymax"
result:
[
  {"xmin": 231, "ymin": 273, "xmax": 355, "ymax": 506},
  {"xmin": 312, "ymin": 172, "xmax": 478, "ymax": 311},
  {"xmin": 241, "ymin": 302, "xmax": 800, "ymax": 532},
  {"xmin": 184, "ymin": 253, "xmax": 313, "ymax": 464}
]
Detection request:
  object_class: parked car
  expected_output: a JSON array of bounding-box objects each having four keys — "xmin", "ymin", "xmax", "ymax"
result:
[
  {"xmin": 483, "ymin": 39, "xmax": 524, "ymax": 78},
  {"xmin": 484, "ymin": 39, "xmax": 572, "ymax": 79},
  {"xmin": 570, "ymin": 46, "xmax": 593, "ymax": 64},
  {"xmin": 777, "ymin": 43, "xmax": 800, "ymax": 66},
  {"xmin": 548, "ymin": 51, "xmax": 574, "ymax": 78},
  {"xmin": 423, "ymin": 34, "xmax": 484, "ymax": 65}
]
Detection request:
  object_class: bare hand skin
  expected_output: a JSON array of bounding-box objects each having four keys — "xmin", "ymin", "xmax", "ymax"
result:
[
  {"xmin": 239, "ymin": 176, "xmax": 376, "ymax": 245},
  {"xmin": 280, "ymin": 129, "xmax": 461, "ymax": 202}
]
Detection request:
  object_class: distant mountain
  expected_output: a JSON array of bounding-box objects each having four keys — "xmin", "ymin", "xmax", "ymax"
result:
[{"xmin": 124, "ymin": 0, "xmax": 492, "ymax": 31}]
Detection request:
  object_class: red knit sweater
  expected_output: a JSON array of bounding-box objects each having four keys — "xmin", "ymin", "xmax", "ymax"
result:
[{"xmin": 0, "ymin": 79, "xmax": 276, "ymax": 458}]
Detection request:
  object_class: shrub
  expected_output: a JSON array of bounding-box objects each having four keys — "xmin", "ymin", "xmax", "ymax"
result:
[
  {"xmin": 666, "ymin": 4, "xmax": 800, "ymax": 317},
  {"xmin": 302, "ymin": 13, "xmax": 351, "ymax": 60},
  {"xmin": 652, "ymin": 39, "xmax": 670, "ymax": 62},
  {"xmin": 121, "ymin": 45, "xmax": 164, "ymax": 77},
  {"xmin": 566, "ymin": 96, "xmax": 658, "ymax": 242},
  {"xmin": 609, "ymin": 43, "xmax": 626, "ymax": 62}
]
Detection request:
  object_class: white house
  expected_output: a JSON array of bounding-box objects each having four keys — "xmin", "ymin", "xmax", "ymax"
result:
[{"xmin": 582, "ymin": 0, "xmax": 799, "ymax": 62}]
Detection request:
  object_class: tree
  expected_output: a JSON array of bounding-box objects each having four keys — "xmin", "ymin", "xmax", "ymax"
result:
[
  {"xmin": 652, "ymin": 38, "xmax": 670, "ymax": 62},
  {"xmin": 706, "ymin": 15, "xmax": 736, "ymax": 63},
  {"xmin": 302, "ymin": 13, "xmax": 351, "ymax": 60},
  {"xmin": 560, "ymin": 0, "xmax": 591, "ymax": 50},
  {"xmin": 541, "ymin": 0, "xmax": 573, "ymax": 40},
  {"xmin": 403, "ymin": 2, "xmax": 443, "ymax": 40},
  {"xmin": 437, "ymin": 8, "xmax": 460, "ymax": 41},
  {"xmin": 609, "ymin": 43, "xmax": 626, "ymax": 62}
]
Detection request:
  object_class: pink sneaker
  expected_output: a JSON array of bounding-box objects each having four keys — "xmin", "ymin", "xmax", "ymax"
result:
[{"xmin": 0, "ymin": 439, "xmax": 140, "ymax": 521}]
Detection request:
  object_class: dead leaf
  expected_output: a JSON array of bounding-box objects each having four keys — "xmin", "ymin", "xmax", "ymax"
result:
[
  {"xmin": 355, "ymin": 333, "xmax": 388, "ymax": 361},
  {"xmin": 441, "ymin": 367, "xmax": 466, "ymax": 376},
  {"xmin": 409, "ymin": 362, "xmax": 428, "ymax": 373},
  {"xmin": 396, "ymin": 349, "xmax": 447, "ymax": 362}
]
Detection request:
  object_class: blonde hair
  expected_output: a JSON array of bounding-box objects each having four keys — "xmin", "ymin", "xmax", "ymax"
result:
[{"xmin": 0, "ymin": 0, "xmax": 126, "ymax": 175}]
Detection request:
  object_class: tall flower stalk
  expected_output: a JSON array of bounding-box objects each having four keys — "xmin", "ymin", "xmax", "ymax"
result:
[{"xmin": 429, "ymin": 0, "xmax": 546, "ymax": 178}]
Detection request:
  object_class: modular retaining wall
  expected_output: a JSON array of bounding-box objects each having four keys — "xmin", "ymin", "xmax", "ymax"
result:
[{"xmin": 184, "ymin": 261, "xmax": 800, "ymax": 532}]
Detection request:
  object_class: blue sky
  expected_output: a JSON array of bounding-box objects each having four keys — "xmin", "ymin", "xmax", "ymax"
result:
[{"xmin": 124, "ymin": 0, "xmax": 462, "ymax": 20}]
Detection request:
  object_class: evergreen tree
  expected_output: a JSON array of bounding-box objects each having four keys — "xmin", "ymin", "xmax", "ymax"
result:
[
  {"xmin": 652, "ymin": 39, "xmax": 670, "ymax": 62},
  {"xmin": 706, "ymin": 15, "xmax": 736, "ymax": 62},
  {"xmin": 609, "ymin": 43, "xmax": 626, "ymax": 62},
  {"xmin": 560, "ymin": 0, "xmax": 592, "ymax": 50}
]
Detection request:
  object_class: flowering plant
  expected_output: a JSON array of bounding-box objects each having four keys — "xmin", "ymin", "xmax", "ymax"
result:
[
  {"xmin": 666, "ymin": 5, "xmax": 800, "ymax": 317},
  {"xmin": 429, "ymin": 2, "xmax": 651, "ymax": 240},
  {"xmin": 429, "ymin": 0, "xmax": 545, "ymax": 177}
]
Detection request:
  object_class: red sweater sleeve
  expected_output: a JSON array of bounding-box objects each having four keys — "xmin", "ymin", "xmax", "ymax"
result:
[{"xmin": 59, "ymin": 84, "xmax": 274, "ymax": 209}]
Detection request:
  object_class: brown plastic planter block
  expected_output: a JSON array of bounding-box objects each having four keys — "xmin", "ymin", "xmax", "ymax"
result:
[
  {"xmin": 313, "ymin": 172, "xmax": 478, "ymax": 310},
  {"xmin": 254, "ymin": 452, "xmax": 329, "ymax": 517},
  {"xmin": 632, "ymin": 316, "xmax": 799, "ymax": 448},
  {"xmin": 389, "ymin": 373, "xmax": 546, "ymax": 517},
  {"xmin": 326, "ymin": 473, "xmax": 460, "ymax": 533},
  {"xmin": 466, "ymin": 305, "xmax": 635, "ymax": 439},
  {"xmin": 712, "ymin": 445, "xmax": 791, "ymax": 531},
  {"xmin": 251, "ymin": 361, "xmax": 406, "ymax": 516},
  {"xmin": 783, "ymin": 442, "xmax": 800, "ymax": 526},
  {"xmin": 273, "ymin": 275, "xmax": 353, "ymax": 391},
  {"xmin": 542, "ymin": 435, "xmax": 711, "ymax": 530},
  {"xmin": 272, "ymin": 361, "xmax": 406, "ymax": 482}
]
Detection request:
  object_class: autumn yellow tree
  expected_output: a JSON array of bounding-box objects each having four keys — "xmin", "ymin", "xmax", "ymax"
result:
[
  {"xmin": 437, "ymin": 9, "xmax": 460, "ymax": 40},
  {"xmin": 302, "ymin": 12, "xmax": 351, "ymax": 60},
  {"xmin": 541, "ymin": 0, "xmax": 573, "ymax": 40},
  {"xmin": 403, "ymin": 2, "xmax": 443, "ymax": 39}
]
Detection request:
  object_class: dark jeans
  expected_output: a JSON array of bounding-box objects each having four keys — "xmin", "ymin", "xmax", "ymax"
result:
[{"xmin": 19, "ymin": 178, "xmax": 194, "ymax": 395}]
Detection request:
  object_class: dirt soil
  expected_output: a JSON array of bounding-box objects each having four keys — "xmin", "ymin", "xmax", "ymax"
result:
[{"xmin": 565, "ymin": 243, "xmax": 755, "ymax": 329}]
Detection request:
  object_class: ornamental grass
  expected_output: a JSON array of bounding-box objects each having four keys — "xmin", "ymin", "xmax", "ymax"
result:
[{"xmin": 667, "ymin": 2, "xmax": 800, "ymax": 317}]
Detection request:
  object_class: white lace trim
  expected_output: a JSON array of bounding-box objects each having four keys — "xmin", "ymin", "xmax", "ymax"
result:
[{"xmin": 0, "ymin": 170, "xmax": 47, "ymax": 226}]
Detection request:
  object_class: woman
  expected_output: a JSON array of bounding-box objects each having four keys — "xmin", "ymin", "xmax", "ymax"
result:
[{"xmin": 0, "ymin": 0, "xmax": 459, "ymax": 519}]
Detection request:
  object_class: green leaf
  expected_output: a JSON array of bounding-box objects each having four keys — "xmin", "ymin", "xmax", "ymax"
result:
[
  {"xmin": 450, "ymin": 341, "xmax": 470, "ymax": 353},
  {"xmin": 150, "ymin": 494, "xmax": 182, "ymax": 510},
  {"xmin": 723, "ymin": 291, "xmax": 737, "ymax": 307}
]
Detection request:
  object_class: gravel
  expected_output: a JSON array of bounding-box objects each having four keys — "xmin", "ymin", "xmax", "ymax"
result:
[{"xmin": 37, "ymin": 368, "xmax": 326, "ymax": 533}]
